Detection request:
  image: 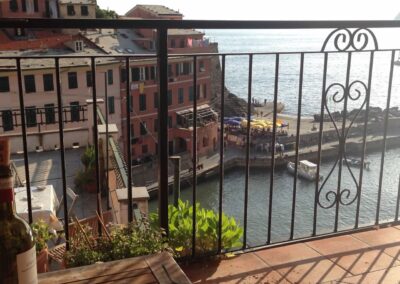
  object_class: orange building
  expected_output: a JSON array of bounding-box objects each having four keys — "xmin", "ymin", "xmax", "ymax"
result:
[{"xmin": 119, "ymin": 5, "xmax": 218, "ymax": 162}]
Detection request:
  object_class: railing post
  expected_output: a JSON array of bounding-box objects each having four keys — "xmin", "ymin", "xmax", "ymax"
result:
[
  {"xmin": 157, "ymin": 27, "xmax": 169, "ymax": 235},
  {"xmin": 170, "ymin": 156, "xmax": 181, "ymax": 207}
]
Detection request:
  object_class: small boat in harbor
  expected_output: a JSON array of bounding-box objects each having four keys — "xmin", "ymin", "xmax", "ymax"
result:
[
  {"xmin": 287, "ymin": 160, "xmax": 322, "ymax": 181},
  {"xmin": 342, "ymin": 157, "xmax": 370, "ymax": 169}
]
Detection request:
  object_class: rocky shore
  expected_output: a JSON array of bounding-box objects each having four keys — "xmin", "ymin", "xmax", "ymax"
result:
[{"xmin": 209, "ymin": 42, "xmax": 253, "ymax": 117}]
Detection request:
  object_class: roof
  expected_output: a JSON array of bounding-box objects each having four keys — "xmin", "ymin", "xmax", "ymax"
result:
[
  {"xmin": 59, "ymin": 0, "xmax": 96, "ymax": 4},
  {"xmin": 168, "ymin": 29, "xmax": 204, "ymax": 36},
  {"xmin": 134, "ymin": 5, "xmax": 182, "ymax": 16},
  {"xmin": 83, "ymin": 28, "xmax": 153, "ymax": 55}
]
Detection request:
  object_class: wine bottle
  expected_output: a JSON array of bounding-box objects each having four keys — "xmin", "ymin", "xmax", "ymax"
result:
[{"xmin": 0, "ymin": 138, "xmax": 37, "ymax": 284}]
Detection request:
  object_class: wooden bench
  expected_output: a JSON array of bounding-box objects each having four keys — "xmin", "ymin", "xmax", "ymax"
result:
[{"xmin": 39, "ymin": 252, "xmax": 192, "ymax": 284}]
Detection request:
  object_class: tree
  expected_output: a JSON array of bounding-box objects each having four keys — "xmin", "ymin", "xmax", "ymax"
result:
[{"xmin": 95, "ymin": 5, "xmax": 118, "ymax": 19}]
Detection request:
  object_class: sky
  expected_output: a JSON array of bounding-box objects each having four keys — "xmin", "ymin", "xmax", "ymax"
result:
[{"xmin": 96, "ymin": 0, "xmax": 400, "ymax": 20}]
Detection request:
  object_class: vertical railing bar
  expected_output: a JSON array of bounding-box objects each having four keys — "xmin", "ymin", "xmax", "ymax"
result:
[
  {"xmin": 395, "ymin": 174, "xmax": 400, "ymax": 221},
  {"xmin": 157, "ymin": 28, "xmax": 169, "ymax": 234},
  {"xmin": 192, "ymin": 55, "xmax": 198, "ymax": 258},
  {"xmin": 16, "ymin": 58, "xmax": 32, "ymax": 224},
  {"xmin": 335, "ymin": 52, "xmax": 352, "ymax": 233},
  {"xmin": 217, "ymin": 55, "xmax": 226, "ymax": 254},
  {"xmin": 355, "ymin": 51, "xmax": 374, "ymax": 228},
  {"xmin": 90, "ymin": 57, "xmax": 102, "ymax": 235},
  {"xmin": 243, "ymin": 54, "xmax": 253, "ymax": 249},
  {"xmin": 104, "ymin": 72, "xmax": 110, "ymax": 210},
  {"xmin": 290, "ymin": 53, "xmax": 304, "ymax": 240},
  {"xmin": 313, "ymin": 53, "xmax": 328, "ymax": 236},
  {"xmin": 125, "ymin": 57, "xmax": 133, "ymax": 223},
  {"xmin": 267, "ymin": 54, "xmax": 279, "ymax": 245},
  {"xmin": 55, "ymin": 58, "xmax": 69, "ymax": 249},
  {"xmin": 376, "ymin": 50, "xmax": 395, "ymax": 224}
]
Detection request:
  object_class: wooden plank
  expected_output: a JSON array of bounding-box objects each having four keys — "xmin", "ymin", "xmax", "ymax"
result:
[
  {"xmin": 65, "ymin": 268, "xmax": 154, "ymax": 284},
  {"xmin": 39, "ymin": 255, "xmax": 149, "ymax": 284},
  {"xmin": 145, "ymin": 252, "xmax": 192, "ymax": 284}
]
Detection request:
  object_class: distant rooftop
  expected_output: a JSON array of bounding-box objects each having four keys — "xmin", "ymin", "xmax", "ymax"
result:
[
  {"xmin": 58, "ymin": 0, "xmax": 96, "ymax": 4},
  {"xmin": 132, "ymin": 4, "xmax": 182, "ymax": 17},
  {"xmin": 168, "ymin": 29, "xmax": 204, "ymax": 36}
]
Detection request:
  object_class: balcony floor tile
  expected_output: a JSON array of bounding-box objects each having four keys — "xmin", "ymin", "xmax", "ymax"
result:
[{"xmin": 182, "ymin": 252, "xmax": 289, "ymax": 283}]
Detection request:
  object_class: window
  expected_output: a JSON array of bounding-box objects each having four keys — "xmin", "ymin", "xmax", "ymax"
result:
[
  {"xmin": 43, "ymin": 74, "xmax": 54, "ymax": 92},
  {"xmin": 68, "ymin": 72, "xmax": 78, "ymax": 89},
  {"xmin": 120, "ymin": 68, "xmax": 126, "ymax": 83},
  {"xmin": 22, "ymin": 0, "xmax": 26, "ymax": 12},
  {"xmin": 0, "ymin": 77, "xmax": 10, "ymax": 92},
  {"xmin": 130, "ymin": 124, "xmax": 134, "ymax": 138},
  {"xmin": 33, "ymin": 0, "xmax": 38, "ymax": 12},
  {"xmin": 154, "ymin": 92, "xmax": 158, "ymax": 109},
  {"xmin": 139, "ymin": 94, "xmax": 146, "ymax": 111},
  {"xmin": 199, "ymin": 60, "xmax": 205, "ymax": 72},
  {"xmin": 75, "ymin": 41, "xmax": 83, "ymax": 52},
  {"xmin": 142, "ymin": 144, "xmax": 148, "ymax": 154},
  {"xmin": 178, "ymin": 62, "xmax": 193, "ymax": 75},
  {"xmin": 67, "ymin": 5, "xmax": 75, "ymax": 16},
  {"xmin": 203, "ymin": 83, "xmax": 207, "ymax": 98},
  {"xmin": 24, "ymin": 75, "xmax": 36, "ymax": 93},
  {"xmin": 179, "ymin": 39, "xmax": 185, "ymax": 48},
  {"xmin": 70, "ymin": 101, "xmax": 80, "ymax": 122},
  {"xmin": 15, "ymin": 28, "xmax": 25, "ymax": 37},
  {"xmin": 171, "ymin": 39, "xmax": 175, "ymax": 48},
  {"xmin": 189, "ymin": 86, "xmax": 194, "ymax": 102},
  {"xmin": 168, "ymin": 116, "xmax": 172, "ymax": 128},
  {"xmin": 107, "ymin": 69, "xmax": 113, "ymax": 85},
  {"xmin": 129, "ymin": 95, "xmax": 133, "ymax": 112},
  {"xmin": 168, "ymin": 64, "xmax": 173, "ymax": 77},
  {"xmin": 25, "ymin": 106, "xmax": 37, "ymax": 128},
  {"xmin": 9, "ymin": 0, "xmax": 18, "ymax": 12},
  {"xmin": 81, "ymin": 5, "xmax": 88, "ymax": 16},
  {"xmin": 108, "ymin": 96, "xmax": 115, "ymax": 114},
  {"xmin": 86, "ymin": 71, "xmax": 92, "ymax": 87},
  {"xmin": 168, "ymin": 90, "xmax": 172, "ymax": 106},
  {"xmin": 131, "ymin": 67, "xmax": 139, "ymax": 81},
  {"xmin": 150, "ymin": 66, "xmax": 156, "ymax": 80},
  {"xmin": 154, "ymin": 119, "xmax": 158, "ymax": 132},
  {"xmin": 178, "ymin": 88, "xmax": 184, "ymax": 104},
  {"xmin": 2, "ymin": 110, "xmax": 13, "ymax": 131},
  {"xmin": 140, "ymin": 122, "xmax": 147, "ymax": 136},
  {"xmin": 196, "ymin": 85, "xmax": 200, "ymax": 100},
  {"xmin": 44, "ymin": 104, "xmax": 55, "ymax": 124}
]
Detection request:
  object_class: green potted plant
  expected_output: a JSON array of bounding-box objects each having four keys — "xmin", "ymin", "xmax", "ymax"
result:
[
  {"xmin": 150, "ymin": 199, "xmax": 243, "ymax": 258},
  {"xmin": 74, "ymin": 146, "xmax": 97, "ymax": 193},
  {"xmin": 31, "ymin": 220, "xmax": 57, "ymax": 273}
]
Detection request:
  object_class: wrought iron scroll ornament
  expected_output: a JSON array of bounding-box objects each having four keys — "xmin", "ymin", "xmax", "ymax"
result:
[
  {"xmin": 321, "ymin": 28, "xmax": 378, "ymax": 52},
  {"xmin": 317, "ymin": 80, "xmax": 368, "ymax": 209}
]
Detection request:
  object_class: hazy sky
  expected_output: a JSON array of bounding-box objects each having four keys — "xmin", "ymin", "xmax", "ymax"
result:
[{"xmin": 97, "ymin": 0, "xmax": 400, "ymax": 20}]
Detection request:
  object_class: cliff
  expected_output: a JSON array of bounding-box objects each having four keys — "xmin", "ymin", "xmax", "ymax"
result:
[{"xmin": 209, "ymin": 43, "xmax": 253, "ymax": 117}]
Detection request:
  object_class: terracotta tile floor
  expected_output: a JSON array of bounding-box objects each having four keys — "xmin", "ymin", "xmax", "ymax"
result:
[{"xmin": 182, "ymin": 226, "xmax": 400, "ymax": 283}]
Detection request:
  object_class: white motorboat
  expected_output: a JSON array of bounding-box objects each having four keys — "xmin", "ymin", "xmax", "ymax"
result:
[
  {"xmin": 342, "ymin": 158, "xmax": 370, "ymax": 169},
  {"xmin": 287, "ymin": 160, "xmax": 321, "ymax": 181}
]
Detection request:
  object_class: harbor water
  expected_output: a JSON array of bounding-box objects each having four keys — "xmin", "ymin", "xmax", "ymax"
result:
[
  {"xmin": 149, "ymin": 29, "xmax": 400, "ymax": 246},
  {"xmin": 150, "ymin": 148, "xmax": 400, "ymax": 246}
]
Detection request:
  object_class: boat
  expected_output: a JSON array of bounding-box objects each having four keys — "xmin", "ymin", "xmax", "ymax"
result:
[
  {"xmin": 342, "ymin": 158, "xmax": 370, "ymax": 169},
  {"xmin": 287, "ymin": 160, "xmax": 322, "ymax": 181}
]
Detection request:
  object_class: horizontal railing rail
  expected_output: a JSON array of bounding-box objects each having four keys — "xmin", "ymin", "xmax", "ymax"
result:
[{"xmin": 1, "ymin": 18, "xmax": 400, "ymax": 259}]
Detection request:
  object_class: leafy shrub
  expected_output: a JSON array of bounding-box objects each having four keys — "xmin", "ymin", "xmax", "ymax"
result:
[
  {"xmin": 65, "ymin": 219, "xmax": 169, "ymax": 268},
  {"xmin": 151, "ymin": 199, "xmax": 243, "ymax": 257}
]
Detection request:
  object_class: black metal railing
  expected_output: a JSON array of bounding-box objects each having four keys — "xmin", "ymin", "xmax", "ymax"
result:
[{"xmin": 1, "ymin": 18, "xmax": 400, "ymax": 257}]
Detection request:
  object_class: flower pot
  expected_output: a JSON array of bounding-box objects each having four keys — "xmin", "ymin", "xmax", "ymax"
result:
[
  {"xmin": 84, "ymin": 182, "xmax": 97, "ymax": 193},
  {"xmin": 37, "ymin": 248, "xmax": 49, "ymax": 273}
]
